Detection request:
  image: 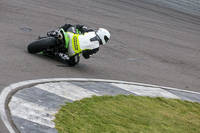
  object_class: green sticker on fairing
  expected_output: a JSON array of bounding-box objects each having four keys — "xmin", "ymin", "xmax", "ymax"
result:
[{"xmin": 60, "ymin": 28, "xmax": 70, "ymax": 49}]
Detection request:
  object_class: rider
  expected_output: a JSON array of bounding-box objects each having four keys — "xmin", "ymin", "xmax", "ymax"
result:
[{"xmin": 47, "ymin": 23, "xmax": 110, "ymax": 66}]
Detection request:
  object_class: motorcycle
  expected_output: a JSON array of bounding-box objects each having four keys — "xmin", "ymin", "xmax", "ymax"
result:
[{"xmin": 27, "ymin": 28, "xmax": 80, "ymax": 66}]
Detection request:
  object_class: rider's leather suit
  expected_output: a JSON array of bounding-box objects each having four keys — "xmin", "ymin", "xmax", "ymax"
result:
[{"xmin": 48, "ymin": 23, "xmax": 101, "ymax": 65}]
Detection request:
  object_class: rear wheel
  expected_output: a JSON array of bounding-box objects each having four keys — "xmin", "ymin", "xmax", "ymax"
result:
[{"xmin": 27, "ymin": 37, "xmax": 57, "ymax": 54}]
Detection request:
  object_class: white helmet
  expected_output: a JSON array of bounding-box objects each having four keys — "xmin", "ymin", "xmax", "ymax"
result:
[{"xmin": 96, "ymin": 28, "xmax": 110, "ymax": 45}]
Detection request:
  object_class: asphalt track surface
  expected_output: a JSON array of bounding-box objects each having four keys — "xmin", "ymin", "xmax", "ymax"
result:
[{"xmin": 0, "ymin": 0, "xmax": 200, "ymax": 132}]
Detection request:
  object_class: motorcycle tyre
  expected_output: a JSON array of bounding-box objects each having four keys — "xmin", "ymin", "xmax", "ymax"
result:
[{"xmin": 27, "ymin": 37, "xmax": 57, "ymax": 54}]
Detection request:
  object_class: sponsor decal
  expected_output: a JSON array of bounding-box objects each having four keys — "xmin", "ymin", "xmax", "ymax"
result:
[{"xmin": 73, "ymin": 36, "xmax": 78, "ymax": 50}]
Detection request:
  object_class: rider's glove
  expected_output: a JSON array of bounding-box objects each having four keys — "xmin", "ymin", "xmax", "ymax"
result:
[
  {"xmin": 76, "ymin": 24, "xmax": 84, "ymax": 30},
  {"xmin": 76, "ymin": 24, "xmax": 94, "ymax": 34},
  {"xmin": 55, "ymin": 52, "xmax": 69, "ymax": 60}
]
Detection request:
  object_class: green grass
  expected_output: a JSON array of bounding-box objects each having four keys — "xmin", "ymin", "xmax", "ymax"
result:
[{"xmin": 54, "ymin": 95, "xmax": 200, "ymax": 133}]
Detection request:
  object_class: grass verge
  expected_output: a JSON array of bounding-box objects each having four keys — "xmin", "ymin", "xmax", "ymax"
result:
[{"xmin": 54, "ymin": 95, "xmax": 200, "ymax": 133}]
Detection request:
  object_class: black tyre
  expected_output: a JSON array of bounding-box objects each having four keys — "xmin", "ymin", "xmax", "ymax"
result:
[{"xmin": 27, "ymin": 37, "xmax": 57, "ymax": 54}]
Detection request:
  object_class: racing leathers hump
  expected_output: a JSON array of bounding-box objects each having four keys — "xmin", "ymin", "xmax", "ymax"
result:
[
  {"xmin": 64, "ymin": 24, "xmax": 100, "ymax": 59},
  {"xmin": 67, "ymin": 32, "xmax": 100, "ymax": 58}
]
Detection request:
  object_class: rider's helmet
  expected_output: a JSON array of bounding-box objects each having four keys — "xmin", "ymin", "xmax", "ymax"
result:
[{"xmin": 96, "ymin": 28, "xmax": 110, "ymax": 45}]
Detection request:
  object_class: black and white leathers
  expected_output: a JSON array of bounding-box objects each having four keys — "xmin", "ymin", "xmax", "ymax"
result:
[{"xmin": 61, "ymin": 24, "xmax": 100, "ymax": 59}]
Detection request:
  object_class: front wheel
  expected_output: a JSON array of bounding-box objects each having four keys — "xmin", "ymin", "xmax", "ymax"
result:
[{"xmin": 27, "ymin": 37, "xmax": 57, "ymax": 54}]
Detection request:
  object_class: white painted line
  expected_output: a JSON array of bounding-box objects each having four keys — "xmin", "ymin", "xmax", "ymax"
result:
[
  {"xmin": 112, "ymin": 83, "xmax": 180, "ymax": 99},
  {"xmin": 0, "ymin": 86, "xmax": 16, "ymax": 133},
  {"xmin": 9, "ymin": 96, "xmax": 57, "ymax": 128},
  {"xmin": 36, "ymin": 82, "xmax": 100, "ymax": 101},
  {"xmin": 94, "ymin": 89, "xmax": 99, "ymax": 93}
]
